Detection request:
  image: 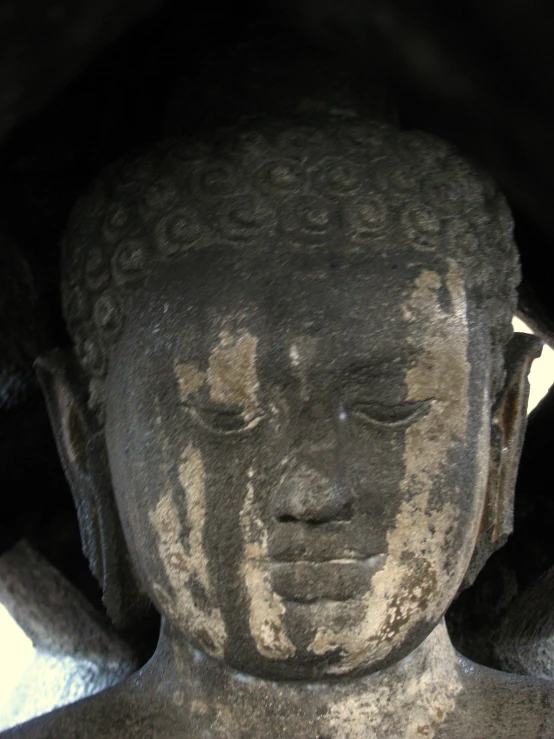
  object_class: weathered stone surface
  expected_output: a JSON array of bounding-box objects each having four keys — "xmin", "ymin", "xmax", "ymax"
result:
[
  {"xmin": 1, "ymin": 116, "xmax": 550, "ymax": 737},
  {"xmin": 0, "ymin": 541, "xmax": 137, "ymax": 731},
  {"xmin": 496, "ymin": 565, "xmax": 554, "ymax": 679}
]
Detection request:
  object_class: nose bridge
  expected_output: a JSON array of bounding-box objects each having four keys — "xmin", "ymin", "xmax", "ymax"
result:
[
  {"xmin": 273, "ymin": 400, "xmax": 350, "ymax": 524},
  {"xmin": 294, "ymin": 399, "xmax": 337, "ymax": 462}
]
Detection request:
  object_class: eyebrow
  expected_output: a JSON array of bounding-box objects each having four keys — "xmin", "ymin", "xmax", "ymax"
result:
[
  {"xmin": 340, "ymin": 353, "xmax": 414, "ymax": 378},
  {"xmin": 253, "ymin": 341, "xmax": 415, "ymax": 382}
]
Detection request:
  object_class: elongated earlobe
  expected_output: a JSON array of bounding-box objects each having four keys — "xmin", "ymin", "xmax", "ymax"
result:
[
  {"xmin": 35, "ymin": 349, "xmax": 153, "ymax": 632},
  {"xmin": 463, "ymin": 332, "xmax": 542, "ymax": 588}
]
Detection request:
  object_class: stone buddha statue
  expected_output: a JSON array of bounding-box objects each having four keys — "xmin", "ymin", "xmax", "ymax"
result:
[{"xmin": 3, "ymin": 118, "xmax": 553, "ymax": 738}]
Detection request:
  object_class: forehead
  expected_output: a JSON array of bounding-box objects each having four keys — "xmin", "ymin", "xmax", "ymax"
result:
[{"xmin": 124, "ymin": 249, "xmax": 466, "ymax": 360}]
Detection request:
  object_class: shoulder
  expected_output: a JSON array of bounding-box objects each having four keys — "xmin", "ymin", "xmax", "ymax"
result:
[
  {"xmin": 0, "ymin": 679, "xmax": 176, "ymax": 739},
  {"xmin": 439, "ymin": 657, "xmax": 554, "ymax": 739}
]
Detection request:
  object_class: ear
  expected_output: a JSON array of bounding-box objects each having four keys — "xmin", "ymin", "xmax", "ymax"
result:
[
  {"xmin": 462, "ymin": 332, "xmax": 542, "ymax": 588},
  {"xmin": 35, "ymin": 349, "xmax": 153, "ymax": 631}
]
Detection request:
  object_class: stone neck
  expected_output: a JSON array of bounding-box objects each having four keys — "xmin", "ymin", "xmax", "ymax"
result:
[{"xmin": 143, "ymin": 619, "xmax": 465, "ymax": 737}]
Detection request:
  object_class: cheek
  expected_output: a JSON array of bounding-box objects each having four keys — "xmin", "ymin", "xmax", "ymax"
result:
[
  {"xmin": 342, "ymin": 427, "xmax": 406, "ymax": 521},
  {"xmin": 120, "ymin": 435, "xmax": 229, "ymax": 657}
]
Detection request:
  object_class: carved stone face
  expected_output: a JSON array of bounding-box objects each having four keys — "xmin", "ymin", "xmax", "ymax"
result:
[{"xmin": 105, "ymin": 244, "xmax": 492, "ymax": 680}]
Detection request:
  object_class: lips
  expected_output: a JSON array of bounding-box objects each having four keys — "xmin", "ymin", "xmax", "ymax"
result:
[
  {"xmin": 268, "ymin": 522, "xmax": 381, "ymax": 563},
  {"xmin": 264, "ymin": 522, "xmax": 384, "ymax": 602},
  {"xmin": 268, "ymin": 556, "xmax": 384, "ymax": 602}
]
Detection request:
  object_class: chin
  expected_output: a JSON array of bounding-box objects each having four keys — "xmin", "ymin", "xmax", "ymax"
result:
[{"xmin": 217, "ymin": 614, "xmax": 441, "ymax": 682}]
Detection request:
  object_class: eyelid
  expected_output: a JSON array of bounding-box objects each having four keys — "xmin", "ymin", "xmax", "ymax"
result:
[
  {"xmin": 183, "ymin": 401, "xmax": 266, "ymax": 435},
  {"xmin": 346, "ymin": 398, "xmax": 435, "ymax": 429}
]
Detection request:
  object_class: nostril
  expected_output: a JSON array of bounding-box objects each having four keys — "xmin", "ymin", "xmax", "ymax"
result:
[
  {"xmin": 273, "ymin": 473, "xmax": 353, "ymax": 524},
  {"xmin": 333, "ymin": 500, "xmax": 353, "ymax": 521},
  {"xmin": 272, "ymin": 463, "xmax": 352, "ymax": 524},
  {"xmin": 276, "ymin": 513, "xmax": 339, "ymax": 525},
  {"xmin": 277, "ymin": 514, "xmax": 298, "ymax": 524}
]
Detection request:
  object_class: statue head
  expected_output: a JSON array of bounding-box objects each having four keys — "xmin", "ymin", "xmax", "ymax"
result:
[{"xmin": 38, "ymin": 119, "xmax": 535, "ymax": 680}]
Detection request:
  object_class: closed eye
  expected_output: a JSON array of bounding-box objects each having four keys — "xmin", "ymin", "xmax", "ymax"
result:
[
  {"xmin": 184, "ymin": 401, "xmax": 265, "ymax": 435},
  {"xmin": 346, "ymin": 399, "xmax": 434, "ymax": 429}
]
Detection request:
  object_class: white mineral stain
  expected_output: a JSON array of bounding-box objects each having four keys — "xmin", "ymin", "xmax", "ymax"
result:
[
  {"xmin": 178, "ymin": 445, "xmax": 212, "ymax": 592},
  {"xmin": 309, "ymin": 626, "xmax": 340, "ymax": 656},
  {"xmin": 289, "ymin": 344, "xmax": 300, "ymax": 367},
  {"xmin": 175, "ymin": 362, "xmax": 205, "ymax": 400},
  {"xmin": 190, "ymin": 698, "xmax": 208, "ymax": 716},
  {"xmin": 323, "ymin": 622, "xmax": 462, "ymax": 738},
  {"xmin": 208, "ymin": 330, "xmax": 260, "ymax": 422},
  {"xmin": 307, "ymin": 263, "xmax": 476, "ymax": 720},
  {"xmin": 240, "ymin": 473, "xmax": 296, "ymax": 660},
  {"xmin": 209, "ymin": 701, "xmax": 241, "ymax": 737},
  {"xmin": 149, "ymin": 444, "xmax": 226, "ymax": 657},
  {"xmin": 288, "ymin": 336, "xmax": 317, "ymax": 400}
]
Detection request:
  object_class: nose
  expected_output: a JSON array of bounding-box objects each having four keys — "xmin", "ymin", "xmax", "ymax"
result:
[{"xmin": 273, "ymin": 463, "xmax": 351, "ymax": 524}]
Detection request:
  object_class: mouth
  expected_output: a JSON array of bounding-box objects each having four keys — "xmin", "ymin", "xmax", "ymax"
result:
[
  {"xmin": 267, "ymin": 522, "xmax": 382, "ymax": 564},
  {"xmin": 265, "ymin": 555, "xmax": 384, "ymax": 602}
]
